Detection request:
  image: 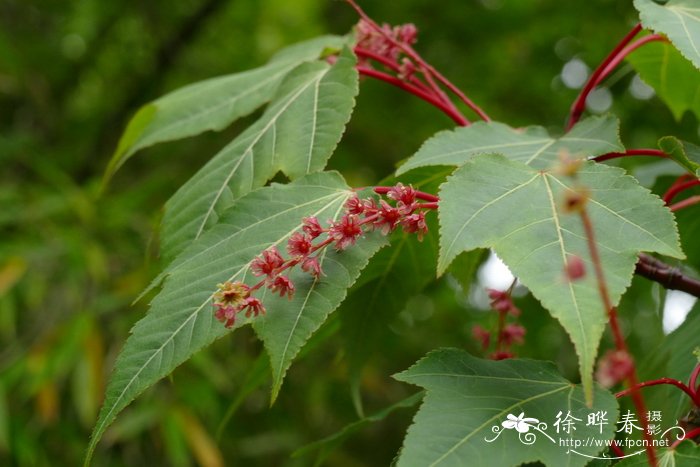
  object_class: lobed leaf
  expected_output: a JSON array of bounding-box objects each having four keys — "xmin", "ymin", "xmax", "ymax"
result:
[
  {"xmin": 394, "ymin": 348, "xmax": 618, "ymax": 467},
  {"xmin": 437, "ymin": 155, "xmax": 683, "ymax": 401},
  {"xmin": 160, "ymin": 48, "xmax": 359, "ymax": 261},
  {"xmin": 635, "ymin": 0, "xmax": 700, "ymax": 71},
  {"xmin": 396, "ymin": 115, "xmax": 623, "ymax": 175},
  {"xmin": 86, "ymin": 172, "xmax": 385, "ymax": 464},
  {"xmin": 104, "ymin": 35, "xmax": 348, "ymax": 183},
  {"xmin": 626, "ymin": 40, "xmax": 700, "ymax": 121},
  {"xmin": 616, "ymin": 440, "xmax": 700, "ymax": 466},
  {"xmin": 658, "ymin": 136, "xmax": 700, "ymax": 176}
]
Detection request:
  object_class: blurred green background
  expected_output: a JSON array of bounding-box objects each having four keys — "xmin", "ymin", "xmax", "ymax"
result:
[{"xmin": 1, "ymin": 0, "xmax": 698, "ymax": 466}]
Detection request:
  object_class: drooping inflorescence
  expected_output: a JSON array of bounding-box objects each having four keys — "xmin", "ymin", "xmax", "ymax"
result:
[
  {"xmin": 213, "ymin": 183, "xmax": 437, "ymax": 328},
  {"xmin": 472, "ymin": 287, "xmax": 526, "ymax": 360}
]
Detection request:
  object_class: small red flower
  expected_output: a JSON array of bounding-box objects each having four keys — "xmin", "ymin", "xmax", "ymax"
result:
[
  {"xmin": 243, "ymin": 297, "xmax": 265, "ymax": 318},
  {"xmin": 213, "ymin": 281, "xmax": 250, "ymax": 308},
  {"xmin": 472, "ymin": 325, "xmax": 491, "ymax": 351},
  {"xmin": 287, "ymin": 232, "xmax": 312, "ymax": 257},
  {"xmin": 401, "ymin": 212, "xmax": 428, "ymax": 240},
  {"xmin": 596, "ymin": 350, "xmax": 634, "ymax": 388},
  {"xmin": 487, "ymin": 288, "xmax": 520, "ymax": 316},
  {"xmin": 301, "ymin": 256, "xmax": 323, "ymax": 278},
  {"xmin": 345, "ymin": 195, "xmax": 365, "ymax": 215},
  {"xmin": 330, "ymin": 214, "xmax": 363, "ymax": 250},
  {"xmin": 565, "ymin": 255, "xmax": 586, "ymax": 281},
  {"xmin": 362, "ymin": 198, "xmax": 378, "ymax": 216},
  {"xmin": 302, "ymin": 217, "xmax": 324, "ymax": 239},
  {"xmin": 269, "ymin": 275, "xmax": 295, "ymax": 299},
  {"xmin": 490, "ymin": 351, "xmax": 514, "ymax": 361},
  {"xmin": 214, "ymin": 304, "xmax": 237, "ymax": 329},
  {"xmin": 251, "ymin": 247, "xmax": 285, "ymax": 277},
  {"xmin": 387, "ymin": 183, "xmax": 417, "ymax": 206},
  {"xmin": 501, "ymin": 324, "xmax": 526, "ymax": 345},
  {"xmin": 374, "ymin": 200, "xmax": 402, "ymax": 235}
]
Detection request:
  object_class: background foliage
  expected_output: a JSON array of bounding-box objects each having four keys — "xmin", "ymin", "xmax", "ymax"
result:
[{"xmin": 1, "ymin": 0, "xmax": 698, "ymax": 466}]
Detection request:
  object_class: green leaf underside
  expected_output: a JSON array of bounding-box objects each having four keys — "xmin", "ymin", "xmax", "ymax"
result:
[
  {"xmin": 86, "ymin": 172, "xmax": 385, "ymax": 464},
  {"xmin": 160, "ymin": 48, "xmax": 358, "ymax": 261},
  {"xmin": 438, "ymin": 155, "xmax": 683, "ymax": 402},
  {"xmin": 105, "ymin": 35, "xmax": 348, "ymax": 181},
  {"xmin": 626, "ymin": 40, "xmax": 700, "ymax": 121},
  {"xmin": 635, "ymin": 0, "xmax": 700, "ymax": 71},
  {"xmin": 293, "ymin": 391, "xmax": 424, "ymax": 463},
  {"xmin": 394, "ymin": 349, "xmax": 618, "ymax": 467},
  {"xmin": 396, "ymin": 115, "xmax": 623, "ymax": 175},
  {"xmin": 658, "ymin": 136, "xmax": 700, "ymax": 176},
  {"xmin": 617, "ymin": 440, "xmax": 700, "ymax": 466}
]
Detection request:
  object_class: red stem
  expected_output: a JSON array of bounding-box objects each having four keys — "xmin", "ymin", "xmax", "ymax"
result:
[
  {"xmin": 580, "ymin": 208, "xmax": 657, "ymax": 466},
  {"xmin": 357, "ymin": 66, "xmax": 469, "ymax": 126},
  {"xmin": 615, "ymin": 378, "xmax": 700, "ymax": 406},
  {"xmin": 593, "ymin": 149, "xmax": 667, "ymax": 163},
  {"xmin": 373, "ymin": 186, "xmax": 440, "ymax": 202},
  {"xmin": 354, "ymin": 48, "xmax": 434, "ymax": 93},
  {"xmin": 345, "ymin": 0, "xmax": 490, "ymax": 121},
  {"xmin": 663, "ymin": 179, "xmax": 700, "ymax": 204},
  {"xmin": 495, "ymin": 310, "xmax": 506, "ymax": 352},
  {"xmin": 567, "ymin": 23, "xmax": 643, "ymax": 131},
  {"xmin": 670, "ymin": 426, "xmax": 700, "ymax": 449},
  {"xmin": 670, "ymin": 195, "xmax": 700, "ymax": 212},
  {"xmin": 610, "ymin": 442, "xmax": 626, "ymax": 458},
  {"xmin": 596, "ymin": 34, "xmax": 668, "ymax": 85},
  {"xmin": 690, "ymin": 363, "xmax": 700, "ymax": 394}
]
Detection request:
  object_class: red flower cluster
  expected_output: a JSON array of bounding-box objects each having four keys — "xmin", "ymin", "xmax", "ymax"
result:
[
  {"xmin": 213, "ymin": 183, "xmax": 437, "ymax": 328},
  {"xmin": 356, "ymin": 19, "xmax": 417, "ymax": 66},
  {"xmin": 472, "ymin": 287, "xmax": 526, "ymax": 360}
]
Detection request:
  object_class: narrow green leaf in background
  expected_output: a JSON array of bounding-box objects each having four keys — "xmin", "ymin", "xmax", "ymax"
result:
[
  {"xmin": 160, "ymin": 48, "xmax": 359, "ymax": 261},
  {"xmin": 396, "ymin": 115, "xmax": 623, "ymax": 175},
  {"xmin": 293, "ymin": 391, "xmax": 424, "ymax": 466},
  {"xmin": 438, "ymin": 155, "xmax": 683, "ymax": 401},
  {"xmin": 635, "ymin": 0, "xmax": 700, "ymax": 71},
  {"xmin": 104, "ymin": 35, "xmax": 348, "ymax": 183},
  {"xmin": 394, "ymin": 348, "xmax": 618, "ymax": 467},
  {"xmin": 86, "ymin": 172, "xmax": 384, "ymax": 464},
  {"xmin": 626, "ymin": 40, "xmax": 700, "ymax": 121}
]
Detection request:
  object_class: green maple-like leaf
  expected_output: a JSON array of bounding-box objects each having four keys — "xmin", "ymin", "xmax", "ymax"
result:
[
  {"xmin": 396, "ymin": 115, "xmax": 623, "ymax": 175},
  {"xmin": 438, "ymin": 155, "xmax": 683, "ymax": 401},
  {"xmin": 626, "ymin": 40, "xmax": 700, "ymax": 121},
  {"xmin": 617, "ymin": 440, "xmax": 700, "ymax": 466},
  {"xmin": 85, "ymin": 172, "xmax": 385, "ymax": 464},
  {"xmin": 635, "ymin": 0, "xmax": 700, "ymax": 71},
  {"xmin": 104, "ymin": 35, "xmax": 348, "ymax": 184},
  {"xmin": 160, "ymin": 48, "xmax": 358, "ymax": 261},
  {"xmin": 658, "ymin": 136, "xmax": 700, "ymax": 176},
  {"xmin": 394, "ymin": 348, "xmax": 619, "ymax": 467}
]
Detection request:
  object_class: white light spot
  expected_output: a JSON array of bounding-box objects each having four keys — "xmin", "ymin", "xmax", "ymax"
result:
[
  {"xmin": 561, "ymin": 58, "xmax": 589, "ymax": 89},
  {"xmin": 478, "ymin": 251, "xmax": 515, "ymax": 291},
  {"xmin": 61, "ymin": 33, "xmax": 86, "ymax": 60},
  {"xmin": 585, "ymin": 87, "xmax": 613, "ymax": 113},
  {"xmin": 663, "ymin": 290, "xmax": 696, "ymax": 333},
  {"xmin": 629, "ymin": 74, "xmax": 655, "ymax": 100}
]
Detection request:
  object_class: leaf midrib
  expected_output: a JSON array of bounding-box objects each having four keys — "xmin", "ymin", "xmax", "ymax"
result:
[
  {"xmin": 193, "ymin": 66, "xmax": 330, "ymax": 240},
  {"xmin": 92, "ymin": 188, "xmax": 348, "ymax": 443}
]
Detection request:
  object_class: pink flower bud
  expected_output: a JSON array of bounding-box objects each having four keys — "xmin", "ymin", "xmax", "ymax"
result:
[
  {"xmin": 565, "ymin": 256, "xmax": 586, "ymax": 281},
  {"xmin": 596, "ymin": 350, "xmax": 634, "ymax": 388}
]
